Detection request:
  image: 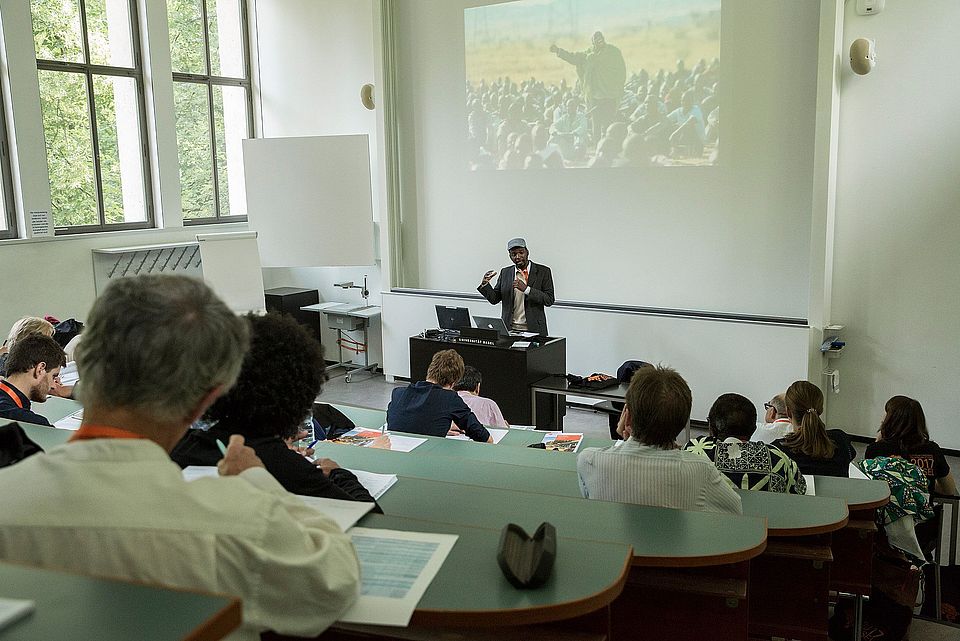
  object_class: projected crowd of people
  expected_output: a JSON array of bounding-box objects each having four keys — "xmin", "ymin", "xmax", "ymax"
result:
[{"xmin": 466, "ymin": 31, "xmax": 720, "ymax": 170}]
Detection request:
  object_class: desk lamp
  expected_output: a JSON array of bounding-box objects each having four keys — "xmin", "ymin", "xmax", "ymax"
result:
[{"xmin": 334, "ymin": 275, "xmax": 370, "ymax": 306}]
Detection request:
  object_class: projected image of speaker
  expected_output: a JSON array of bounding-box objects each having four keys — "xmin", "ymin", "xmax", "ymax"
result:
[{"xmin": 465, "ymin": 0, "xmax": 721, "ymax": 171}]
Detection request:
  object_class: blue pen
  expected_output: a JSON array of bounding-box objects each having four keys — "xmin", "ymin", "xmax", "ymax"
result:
[
  {"xmin": 307, "ymin": 439, "xmax": 319, "ymax": 449},
  {"xmin": 216, "ymin": 440, "xmax": 227, "ymax": 455}
]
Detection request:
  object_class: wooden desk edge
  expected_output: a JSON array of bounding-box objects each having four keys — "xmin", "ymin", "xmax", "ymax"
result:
[
  {"xmin": 630, "ymin": 537, "xmax": 767, "ymax": 568},
  {"xmin": 846, "ymin": 496, "xmax": 891, "ymax": 512},
  {"xmin": 767, "ymin": 513, "xmax": 850, "ymax": 538},
  {"xmin": 407, "ymin": 545, "xmax": 633, "ymax": 628},
  {"xmin": 183, "ymin": 598, "xmax": 243, "ymax": 641}
]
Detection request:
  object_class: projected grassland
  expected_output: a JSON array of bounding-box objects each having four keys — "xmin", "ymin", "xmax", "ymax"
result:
[{"xmin": 465, "ymin": 0, "xmax": 720, "ymax": 169}]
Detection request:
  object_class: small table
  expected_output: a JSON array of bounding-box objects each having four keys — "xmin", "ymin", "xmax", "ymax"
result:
[
  {"xmin": 301, "ymin": 303, "xmax": 381, "ymax": 382},
  {"xmin": 530, "ymin": 375, "xmax": 691, "ymax": 441},
  {"xmin": 0, "ymin": 561, "xmax": 240, "ymax": 641}
]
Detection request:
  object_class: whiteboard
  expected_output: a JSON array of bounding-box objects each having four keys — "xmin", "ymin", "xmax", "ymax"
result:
[
  {"xmin": 197, "ymin": 232, "xmax": 266, "ymax": 314},
  {"xmin": 242, "ymin": 135, "xmax": 375, "ymax": 267}
]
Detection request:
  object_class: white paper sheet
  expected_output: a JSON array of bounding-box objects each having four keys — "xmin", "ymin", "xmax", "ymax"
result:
[
  {"xmin": 848, "ymin": 463, "xmax": 869, "ymax": 480},
  {"xmin": 348, "ymin": 470, "xmax": 399, "ymax": 499},
  {"xmin": 511, "ymin": 341, "xmax": 532, "ymax": 349},
  {"xmin": 383, "ymin": 433, "xmax": 427, "ymax": 452},
  {"xmin": 338, "ymin": 527, "xmax": 458, "ymax": 626},
  {"xmin": 182, "ymin": 466, "xmax": 219, "ymax": 482},
  {"xmin": 541, "ymin": 432, "xmax": 584, "ymax": 452},
  {"xmin": 53, "ymin": 408, "xmax": 84, "ymax": 431},
  {"xmin": 58, "ymin": 361, "xmax": 80, "ymax": 386},
  {"xmin": 295, "ymin": 495, "xmax": 374, "ymax": 531},
  {"xmin": 447, "ymin": 427, "xmax": 508, "ymax": 444},
  {"xmin": 803, "ymin": 474, "xmax": 816, "ymax": 496},
  {"xmin": 0, "ymin": 598, "xmax": 34, "ymax": 631}
]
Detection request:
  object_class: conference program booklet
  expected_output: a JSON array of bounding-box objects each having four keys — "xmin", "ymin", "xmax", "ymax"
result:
[
  {"xmin": 541, "ymin": 432, "xmax": 583, "ymax": 452},
  {"xmin": 332, "ymin": 428, "xmax": 426, "ymax": 452}
]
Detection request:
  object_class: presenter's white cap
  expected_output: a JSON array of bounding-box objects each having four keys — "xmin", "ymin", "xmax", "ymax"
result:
[{"xmin": 507, "ymin": 238, "xmax": 526, "ymax": 250}]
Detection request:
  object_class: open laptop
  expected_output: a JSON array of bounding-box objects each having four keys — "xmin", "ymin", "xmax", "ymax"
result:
[
  {"xmin": 435, "ymin": 305, "xmax": 471, "ymax": 331},
  {"xmin": 472, "ymin": 315, "xmax": 512, "ymax": 337}
]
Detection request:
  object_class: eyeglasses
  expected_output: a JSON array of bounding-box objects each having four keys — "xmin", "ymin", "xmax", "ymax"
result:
[{"xmin": 763, "ymin": 403, "xmax": 774, "ymax": 410}]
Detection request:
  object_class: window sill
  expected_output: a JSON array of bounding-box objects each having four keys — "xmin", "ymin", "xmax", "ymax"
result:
[{"xmin": 0, "ymin": 221, "xmax": 249, "ymax": 247}]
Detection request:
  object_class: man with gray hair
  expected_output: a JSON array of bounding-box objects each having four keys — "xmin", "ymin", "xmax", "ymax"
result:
[
  {"xmin": 0, "ymin": 275, "xmax": 360, "ymax": 640},
  {"xmin": 751, "ymin": 393, "xmax": 793, "ymax": 444}
]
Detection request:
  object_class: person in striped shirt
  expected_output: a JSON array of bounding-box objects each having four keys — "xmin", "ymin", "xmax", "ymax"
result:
[{"xmin": 576, "ymin": 366, "xmax": 742, "ymax": 514}]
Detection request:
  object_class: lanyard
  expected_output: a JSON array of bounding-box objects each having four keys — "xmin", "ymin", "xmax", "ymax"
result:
[
  {"xmin": 69, "ymin": 424, "xmax": 147, "ymax": 442},
  {"xmin": 0, "ymin": 381, "xmax": 24, "ymax": 409}
]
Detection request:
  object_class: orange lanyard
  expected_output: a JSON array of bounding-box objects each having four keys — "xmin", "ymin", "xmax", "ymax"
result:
[
  {"xmin": 69, "ymin": 424, "xmax": 147, "ymax": 442},
  {"xmin": 0, "ymin": 381, "xmax": 24, "ymax": 409}
]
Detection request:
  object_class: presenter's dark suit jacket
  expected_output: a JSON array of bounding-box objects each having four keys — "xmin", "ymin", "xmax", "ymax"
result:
[{"xmin": 477, "ymin": 262, "xmax": 555, "ymax": 335}]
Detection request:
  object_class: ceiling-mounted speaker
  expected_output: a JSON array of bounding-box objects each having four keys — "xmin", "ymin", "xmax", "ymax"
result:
[
  {"xmin": 850, "ymin": 38, "xmax": 877, "ymax": 75},
  {"xmin": 360, "ymin": 84, "xmax": 375, "ymax": 110}
]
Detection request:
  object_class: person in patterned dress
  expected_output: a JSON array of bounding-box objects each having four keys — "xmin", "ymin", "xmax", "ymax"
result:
[{"xmin": 685, "ymin": 393, "xmax": 807, "ymax": 494}]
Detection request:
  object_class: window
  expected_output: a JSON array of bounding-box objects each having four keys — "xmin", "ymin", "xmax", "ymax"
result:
[
  {"xmin": 31, "ymin": 0, "xmax": 153, "ymax": 232},
  {"xmin": 0, "ymin": 81, "xmax": 17, "ymax": 239},
  {"xmin": 168, "ymin": 0, "xmax": 252, "ymax": 223}
]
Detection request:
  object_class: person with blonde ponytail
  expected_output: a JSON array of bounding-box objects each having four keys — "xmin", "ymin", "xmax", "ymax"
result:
[{"xmin": 773, "ymin": 380, "xmax": 855, "ymax": 477}]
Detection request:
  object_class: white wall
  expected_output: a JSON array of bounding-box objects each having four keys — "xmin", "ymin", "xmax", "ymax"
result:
[
  {"xmin": 829, "ymin": 1, "xmax": 960, "ymax": 448},
  {"xmin": 254, "ymin": 0, "xmax": 385, "ymax": 365}
]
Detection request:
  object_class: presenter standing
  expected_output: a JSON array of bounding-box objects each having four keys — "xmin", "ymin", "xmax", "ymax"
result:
[{"xmin": 478, "ymin": 238, "xmax": 555, "ymax": 335}]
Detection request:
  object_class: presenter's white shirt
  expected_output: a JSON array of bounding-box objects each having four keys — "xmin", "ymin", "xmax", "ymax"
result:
[
  {"xmin": 0, "ymin": 438, "xmax": 360, "ymax": 641},
  {"xmin": 576, "ymin": 439, "xmax": 743, "ymax": 514},
  {"xmin": 511, "ymin": 261, "xmax": 534, "ymax": 329}
]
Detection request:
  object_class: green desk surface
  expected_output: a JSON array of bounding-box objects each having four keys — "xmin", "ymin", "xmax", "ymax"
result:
[
  {"xmin": 357, "ymin": 514, "xmax": 631, "ymax": 627},
  {"xmin": 318, "ymin": 442, "xmax": 852, "ymax": 537},
  {"xmin": 812, "ymin": 476, "xmax": 890, "ymax": 511},
  {"xmin": 14, "ymin": 421, "xmax": 72, "ymax": 450},
  {"xmin": 0, "ymin": 561, "xmax": 240, "ymax": 641},
  {"xmin": 314, "ymin": 441, "xmax": 585, "ymax": 497},
  {"xmin": 375, "ymin": 477, "xmax": 767, "ymax": 568},
  {"xmin": 26, "ymin": 395, "xmax": 83, "ymax": 425},
  {"xmin": 736, "ymin": 490, "xmax": 849, "ymax": 536}
]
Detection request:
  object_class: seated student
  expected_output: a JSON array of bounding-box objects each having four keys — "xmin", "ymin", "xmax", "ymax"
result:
[
  {"xmin": 865, "ymin": 395, "xmax": 957, "ymax": 495},
  {"xmin": 171, "ymin": 313, "xmax": 377, "ymax": 504},
  {"xmin": 773, "ymin": 380, "xmax": 856, "ymax": 477},
  {"xmin": 0, "ymin": 335, "xmax": 65, "ymax": 427},
  {"xmin": 453, "ymin": 365, "xmax": 510, "ymax": 428},
  {"xmin": 0, "ymin": 275, "xmax": 360, "ymax": 640},
  {"xmin": 684, "ymin": 393, "xmax": 806, "ymax": 494},
  {"xmin": 387, "ymin": 350, "xmax": 492, "ymax": 442},
  {"xmin": 577, "ymin": 366, "xmax": 742, "ymax": 514},
  {"xmin": 0, "ymin": 317, "xmax": 54, "ymax": 376},
  {"xmin": 751, "ymin": 393, "xmax": 793, "ymax": 444}
]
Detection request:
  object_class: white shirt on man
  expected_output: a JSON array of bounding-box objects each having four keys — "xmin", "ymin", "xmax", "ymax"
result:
[
  {"xmin": 576, "ymin": 438, "xmax": 743, "ymax": 514},
  {"xmin": 751, "ymin": 418, "xmax": 794, "ymax": 445},
  {"xmin": 0, "ymin": 438, "xmax": 360, "ymax": 641},
  {"xmin": 510, "ymin": 261, "xmax": 534, "ymax": 329}
]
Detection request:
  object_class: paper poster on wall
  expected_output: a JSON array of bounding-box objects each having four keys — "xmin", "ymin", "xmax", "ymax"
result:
[{"xmin": 29, "ymin": 210, "xmax": 53, "ymax": 237}]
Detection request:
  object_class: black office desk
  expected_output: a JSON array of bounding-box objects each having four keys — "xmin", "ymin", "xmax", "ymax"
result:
[{"xmin": 409, "ymin": 336, "xmax": 565, "ymax": 429}]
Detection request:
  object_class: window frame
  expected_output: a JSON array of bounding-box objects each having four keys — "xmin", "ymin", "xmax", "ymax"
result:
[
  {"xmin": 0, "ymin": 78, "xmax": 19, "ymax": 239},
  {"xmin": 34, "ymin": 0, "xmax": 155, "ymax": 235},
  {"xmin": 172, "ymin": 0, "xmax": 254, "ymax": 226}
]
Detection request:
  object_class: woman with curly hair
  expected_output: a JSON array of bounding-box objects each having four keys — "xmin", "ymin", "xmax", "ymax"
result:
[
  {"xmin": 171, "ymin": 312, "xmax": 377, "ymax": 504},
  {"xmin": 865, "ymin": 395, "xmax": 956, "ymax": 495}
]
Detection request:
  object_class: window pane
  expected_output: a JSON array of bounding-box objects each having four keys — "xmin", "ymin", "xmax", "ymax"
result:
[
  {"xmin": 213, "ymin": 85, "xmax": 248, "ymax": 217},
  {"xmin": 31, "ymin": 0, "xmax": 85, "ymax": 63},
  {"xmin": 85, "ymin": 0, "xmax": 135, "ymax": 67},
  {"xmin": 207, "ymin": 0, "xmax": 244, "ymax": 78},
  {"xmin": 38, "ymin": 70, "xmax": 98, "ymax": 227},
  {"xmin": 167, "ymin": 0, "xmax": 206, "ymax": 74},
  {"xmin": 174, "ymin": 82, "xmax": 214, "ymax": 219},
  {"xmin": 94, "ymin": 75, "xmax": 146, "ymax": 223}
]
